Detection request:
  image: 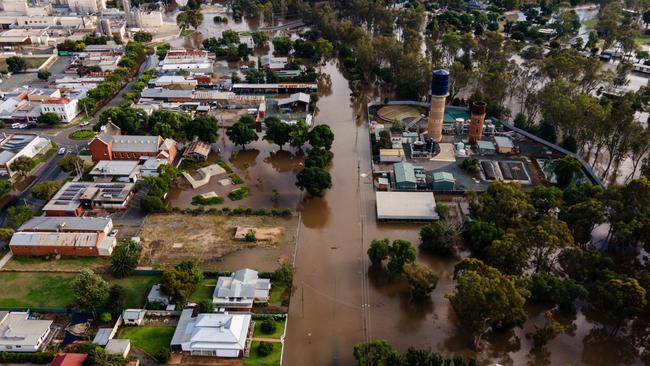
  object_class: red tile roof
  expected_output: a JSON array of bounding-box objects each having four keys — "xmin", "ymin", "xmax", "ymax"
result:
[
  {"xmin": 42, "ymin": 97, "xmax": 71, "ymax": 105},
  {"xmin": 49, "ymin": 353, "xmax": 88, "ymax": 366}
]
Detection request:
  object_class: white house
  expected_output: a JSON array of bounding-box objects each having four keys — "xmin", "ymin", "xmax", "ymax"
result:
[
  {"xmin": 170, "ymin": 309, "xmax": 251, "ymax": 358},
  {"xmin": 0, "ymin": 311, "xmax": 52, "ymax": 352},
  {"xmin": 40, "ymin": 97, "xmax": 80, "ymax": 123},
  {"xmin": 212, "ymin": 268, "xmax": 271, "ymax": 309},
  {"xmin": 122, "ymin": 309, "xmax": 146, "ymax": 326}
]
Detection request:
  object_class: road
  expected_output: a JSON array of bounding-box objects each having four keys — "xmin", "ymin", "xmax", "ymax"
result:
[{"xmin": 0, "ymin": 54, "xmax": 158, "ymax": 222}]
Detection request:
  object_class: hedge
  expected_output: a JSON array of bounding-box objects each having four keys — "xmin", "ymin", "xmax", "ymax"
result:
[
  {"xmin": 228, "ymin": 187, "xmax": 250, "ymax": 201},
  {"xmin": 0, "ymin": 352, "xmax": 56, "ymax": 363},
  {"xmin": 191, "ymin": 195, "xmax": 224, "ymax": 205}
]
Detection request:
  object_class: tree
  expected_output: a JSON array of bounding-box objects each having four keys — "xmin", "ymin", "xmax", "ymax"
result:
[
  {"xmin": 30, "ymin": 180, "xmax": 60, "ymax": 201},
  {"xmin": 462, "ymin": 220, "xmax": 504, "ymax": 257},
  {"xmin": 469, "ymin": 181, "xmax": 534, "ymax": 229},
  {"xmin": 0, "ymin": 179, "xmax": 12, "ymax": 197},
  {"xmin": 525, "ymin": 215, "xmax": 574, "ymax": 273},
  {"xmin": 485, "ymin": 232, "xmax": 529, "ymax": 275},
  {"xmin": 10, "ymin": 156, "xmax": 35, "ymax": 177},
  {"xmin": 37, "ymin": 70, "xmax": 51, "ymax": 81},
  {"xmin": 133, "ymin": 31, "xmax": 153, "ymax": 43},
  {"xmin": 227, "ymin": 121, "xmax": 258, "ymax": 150},
  {"xmin": 106, "ymin": 284, "xmax": 127, "ymax": 312},
  {"xmin": 198, "ymin": 299, "xmax": 214, "ymax": 313},
  {"xmin": 530, "ymin": 186, "xmax": 562, "ymax": 216},
  {"xmin": 289, "ymin": 120, "xmax": 309, "ymax": 149},
  {"xmin": 447, "ymin": 258, "xmax": 529, "ymax": 349},
  {"xmin": 260, "ymin": 319, "xmax": 277, "ymax": 334},
  {"xmin": 308, "ymin": 124, "xmax": 335, "ymax": 150},
  {"xmin": 559, "ymin": 198, "xmax": 605, "ymax": 245},
  {"xmin": 149, "ymin": 110, "xmax": 190, "ymax": 140},
  {"xmin": 257, "ymin": 342, "xmax": 274, "ymax": 357},
  {"xmin": 5, "ymin": 205, "xmax": 33, "ymax": 229},
  {"xmin": 99, "ymin": 106, "xmax": 143, "ymax": 135},
  {"xmin": 554, "ymin": 155, "xmax": 582, "ymax": 188},
  {"xmin": 159, "ymin": 262, "xmax": 203, "ymax": 302},
  {"xmin": 591, "ymin": 276, "xmax": 647, "ymax": 334},
  {"xmin": 110, "ymin": 241, "xmax": 141, "ymax": 278},
  {"xmin": 186, "ymin": 115, "xmax": 219, "ymax": 143},
  {"xmin": 403, "ymin": 262, "xmax": 438, "ymax": 300},
  {"xmin": 528, "ymin": 272, "xmax": 587, "ymax": 316},
  {"xmin": 36, "ymin": 112, "xmax": 62, "ymax": 125},
  {"xmin": 6, "ymin": 56, "xmax": 26, "ymax": 73},
  {"xmin": 419, "ymin": 222, "xmax": 459, "ymax": 256},
  {"xmin": 353, "ymin": 340, "xmax": 398, "ymax": 366},
  {"xmin": 272, "ymin": 36, "xmax": 293, "ymax": 55},
  {"xmin": 387, "ymin": 240, "xmax": 416, "ymax": 278},
  {"xmin": 72, "ymin": 269, "xmax": 109, "ymax": 317},
  {"xmin": 272, "ymin": 262, "xmax": 294, "ymax": 287},
  {"xmin": 315, "ymin": 38, "xmax": 334, "ymax": 61},
  {"xmin": 177, "ymin": 9, "xmax": 203, "ymax": 29},
  {"xmin": 140, "ymin": 195, "xmax": 165, "ymax": 213},
  {"xmin": 531, "ymin": 311, "xmax": 565, "ymax": 349},
  {"xmin": 296, "ymin": 166, "xmax": 331, "ymax": 197},
  {"xmin": 58, "ymin": 155, "xmax": 83, "ymax": 173},
  {"xmin": 367, "ymin": 238, "xmax": 390, "ymax": 267},
  {"xmin": 251, "ymin": 31, "xmax": 269, "ymax": 48},
  {"xmin": 263, "ymin": 117, "xmax": 291, "ymax": 150},
  {"xmin": 304, "ymin": 147, "xmax": 332, "ymax": 169}
]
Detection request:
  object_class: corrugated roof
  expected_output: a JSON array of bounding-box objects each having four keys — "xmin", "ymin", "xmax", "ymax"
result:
[
  {"xmin": 394, "ymin": 162, "xmax": 416, "ymax": 183},
  {"xmin": 18, "ymin": 217, "xmax": 112, "ymax": 232},
  {"xmin": 433, "ymin": 171, "xmax": 455, "ymax": 182}
]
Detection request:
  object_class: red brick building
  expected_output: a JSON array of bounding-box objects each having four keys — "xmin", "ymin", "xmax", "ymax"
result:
[{"xmin": 88, "ymin": 122, "xmax": 177, "ymax": 163}]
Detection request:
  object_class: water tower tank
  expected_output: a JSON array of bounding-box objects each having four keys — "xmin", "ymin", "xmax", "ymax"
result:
[{"xmin": 431, "ymin": 69, "xmax": 450, "ymax": 97}]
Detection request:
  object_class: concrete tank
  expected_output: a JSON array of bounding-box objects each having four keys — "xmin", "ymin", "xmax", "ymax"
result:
[
  {"xmin": 427, "ymin": 69, "xmax": 450, "ymax": 142},
  {"xmin": 468, "ymin": 101, "xmax": 487, "ymax": 144}
]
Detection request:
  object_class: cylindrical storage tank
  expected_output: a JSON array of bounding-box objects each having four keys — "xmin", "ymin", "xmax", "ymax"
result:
[
  {"xmin": 468, "ymin": 101, "xmax": 487, "ymax": 144},
  {"xmin": 431, "ymin": 69, "xmax": 450, "ymax": 97}
]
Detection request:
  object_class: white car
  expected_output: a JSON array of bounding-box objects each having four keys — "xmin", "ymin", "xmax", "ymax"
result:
[
  {"xmin": 79, "ymin": 121, "xmax": 90, "ymax": 127},
  {"xmin": 110, "ymin": 229, "xmax": 118, "ymax": 237},
  {"xmin": 57, "ymin": 147, "xmax": 66, "ymax": 155}
]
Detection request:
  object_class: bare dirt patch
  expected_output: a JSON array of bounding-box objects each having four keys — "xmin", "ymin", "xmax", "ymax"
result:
[
  {"xmin": 234, "ymin": 226, "xmax": 283, "ymax": 241},
  {"xmin": 139, "ymin": 213, "xmax": 297, "ymax": 270}
]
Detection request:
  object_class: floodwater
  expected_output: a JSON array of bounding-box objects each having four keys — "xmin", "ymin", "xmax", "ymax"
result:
[{"xmin": 168, "ymin": 10, "xmax": 649, "ymax": 366}]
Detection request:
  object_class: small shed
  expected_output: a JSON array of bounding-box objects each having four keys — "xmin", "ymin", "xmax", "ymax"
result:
[
  {"xmin": 105, "ymin": 339, "xmax": 131, "ymax": 358},
  {"xmin": 394, "ymin": 162, "xmax": 417, "ymax": 190},
  {"xmin": 494, "ymin": 136, "xmax": 514, "ymax": 154},
  {"xmin": 122, "ymin": 309, "xmax": 146, "ymax": 326},
  {"xmin": 183, "ymin": 140, "xmax": 211, "ymax": 161},
  {"xmin": 92, "ymin": 328, "xmax": 113, "ymax": 346},
  {"xmin": 432, "ymin": 172, "xmax": 455, "ymax": 191},
  {"xmin": 147, "ymin": 284, "xmax": 170, "ymax": 306},
  {"xmin": 476, "ymin": 140, "xmax": 496, "ymax": 155}
]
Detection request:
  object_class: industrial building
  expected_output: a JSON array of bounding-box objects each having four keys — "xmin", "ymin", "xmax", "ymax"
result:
[
  {"xmin": 393, "ymin": 161, "xmax": 417, "ymax": 190},
  {"xmin": 375, "ymin": 191, "xmax": 439, "ymax": 221},
  {"xmin": 432, "ymin": 172, "xmax": 455, "ymax": 191},
  {"xmin": 88, "ymin": 160, "xmax": 140, "ymax": 182},
  {"xmin": 42, "ymin": 181, "xmax": 135, "ymax": 216}
]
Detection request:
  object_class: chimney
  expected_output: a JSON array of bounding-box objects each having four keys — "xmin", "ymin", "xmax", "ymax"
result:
[
  {"xmin": 468, "ymin": 101, "xmax": 487, "ymax": 144},
  {"xmin": 427, "ymin": 69, "xmax": 450, "ymax": 142}
]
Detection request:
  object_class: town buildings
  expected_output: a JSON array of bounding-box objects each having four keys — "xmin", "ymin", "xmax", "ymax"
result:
[
  {"xmin": 0, "ymin": 133, "xmax": 51, "ymax": 178},
  {"xmin": 42, "ymin": 181, "xmax": 135, "ymax": 216},
  {"xmin": 88, "ymin": 122, "xmax": 178, "ymax": 163},
  {"xmin": 0, "ymin": 311, "xmax": 52, "ymax": 352},
  {"xmin": 212, "ymin": 268, "xmax": 271, "ymax": 310}
]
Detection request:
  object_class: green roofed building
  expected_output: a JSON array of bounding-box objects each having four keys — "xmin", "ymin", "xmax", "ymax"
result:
[
  {"xmin": 394, "ymin": 161, "xmax": 416, "ymax": 190},
  {"xmin": 432, "ymin": 171, "xmax": 455, "ymax": 191}
]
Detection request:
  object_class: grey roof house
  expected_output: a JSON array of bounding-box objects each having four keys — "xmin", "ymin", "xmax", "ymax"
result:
[
  {"xmin": 147, "ymin": 284, "xmax": 171, "ymax": 306},
  {"xmin": 212, "ymin": 268, "xmax": 271, "ymax": 309},
  {"xmin": 0, "ymin": 311, "xmax": 52, "ymax": 352}
]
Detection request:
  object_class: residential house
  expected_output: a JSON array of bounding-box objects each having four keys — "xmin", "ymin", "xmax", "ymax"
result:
[
  {"xmin": 42, "ymin": 181, "xmax": 135, "ymax": 216},
  {"xmin": 88, "ymin": 122, "xmax": 178, "ymax": 163},
  {"xmin": 212, "ymin": 268, "xmax": 271, "ymax": 309},
  {"xmin": 170, "ymin": 309, "xmax": 252, "ymax": 357},
  {"xmin": 0, "ymin": 133, "xmax": 51, "ymax": 178},
  {"xmin": 49, "ymin": 353, "xmax": 88, "ymax": 366},
  {"xmin": 9, "ymin": 216, "xmax": 117, "ymax": 256},
  {"xmin": 147, "ymin": 284, "xmax": 170, "ymax": 306},
  {"xmin": 0, "ymin": 311, "xmax": 52, "ymax": 352}
]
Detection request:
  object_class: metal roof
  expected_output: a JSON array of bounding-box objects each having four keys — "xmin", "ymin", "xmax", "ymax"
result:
[
  {"xmin": 494, "ymin": 136, "xmax": 514, "ymax": 149},
  {"xmin": 433, "ymin": 171, "xmax": 455, "ymax": 182},
  {"xmin": 376, "ymin": 191, "xmax": 439, "ymax": 221},
  {"xmin": 394, "ymin": 161, "xmax": 416, "ymax": 183},
  {"xmin": 476, "ymin": 140, "xmax": 496, "ymax": 150},
  {"xmin": 0, "ymin": 312, "xmax": 52, "ymax": 348},
  {"xmin": 18, "ymin": 217, "xmax": 112, "ymax": 232}
]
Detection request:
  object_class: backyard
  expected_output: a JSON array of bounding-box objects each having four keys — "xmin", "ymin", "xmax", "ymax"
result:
[
  {"xmin": 0, "ymin": 56, "xmax": 50, "ymax": 71},
  {"xmin": 3, "ymin": 256, "xmax": 110, "ymax": 272},
  {"xmin": 0, "ymin": 272, "xmax": 158, "ymax": 308},
  {"xmin": 118, "ymin": 326, "xmax": 174, "ymax": 357},
  {"xmin": 245, "ymin": 341, "xmax": 281, "ymax": 366},
  {"xmin": 252, "ymin": 317, "xmax": 286, "ymax": 339}
]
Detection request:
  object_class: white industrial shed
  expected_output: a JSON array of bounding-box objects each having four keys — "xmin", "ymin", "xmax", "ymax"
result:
[{"xmin": 375, "ymin": 191, "xmax": 439, "ymax": 221}]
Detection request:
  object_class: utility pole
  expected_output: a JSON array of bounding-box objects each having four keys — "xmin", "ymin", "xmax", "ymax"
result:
[{"xmin": 301, "ymin": 281, "xmax": 304, "ymax": 318}]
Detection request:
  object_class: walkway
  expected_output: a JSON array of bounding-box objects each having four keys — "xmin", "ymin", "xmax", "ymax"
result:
[
  {"xmin": 0, "ymin": 251, "xmax": 12, "ymax": 269},
  {"xmin": 250, "ymin": 337, "xmax": 283, "ymax": 343}
]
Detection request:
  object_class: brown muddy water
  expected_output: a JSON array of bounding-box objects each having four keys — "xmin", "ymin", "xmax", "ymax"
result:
[{"xmin": 168, "ymin": 14, "xmax": 649, "ymax": 366}]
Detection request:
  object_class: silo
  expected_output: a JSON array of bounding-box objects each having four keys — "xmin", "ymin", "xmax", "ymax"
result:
[
  {"xmin": 468, "ymin": 101, "xmax": 487, "ymax": 144},
  {"xmin": 428, "ymin": 69, "xmax": 449, "ymax": 142}
]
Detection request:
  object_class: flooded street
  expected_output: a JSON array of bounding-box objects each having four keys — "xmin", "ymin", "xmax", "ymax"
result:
[{"xmin": 165, "ymin": 11, "xmax": 649, "ymax": 365}]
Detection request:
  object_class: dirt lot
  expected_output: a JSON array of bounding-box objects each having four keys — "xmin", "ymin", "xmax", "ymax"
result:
[{"xmin": 139, "ymin": 213, "xmax": 297, "ymax": 271}]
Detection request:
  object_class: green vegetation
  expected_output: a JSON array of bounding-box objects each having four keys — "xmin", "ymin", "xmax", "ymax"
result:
[
  {"xmin": 228, "ymin": 186, "xmax": 250, "ymax": 201},
  {"xmin": 253, "ymin": 318, "xmax": 285, "ymax": 339},
  {"xmin": 245, "ymin": 341, "xmax": 281, "ymax": 366},
  {"xmin": 68, "ymin": 129, "xmax": 96, "ymax": 140},
  {"xmin": 111, "ymin": 241, "xmax": 141, "ymax": 278},
  {"xmin": 228, "ymin": 173, "xmax": 244, "ymax": 184},
  {"xmin": 581, "ymin": 18, "xmax": 598, "ymax": 29},
  {"xmin": 268, "ymin": 285, "xmax": 288, "ymax": 306},
  {"xmin": 0, "ymin": 57, "xmax": 47, "ymax": 71},
  {"xmin": 188, "ymin": 278, "xmax": 216, "ymax": 303},
  {"xmin": 119, "ymin": 326, "xmax": 174, "ymax": 357},
  {"xmin": 30, "ymin": 180, "xmax": 60, "ymax": 201},
  {"xmin": 191, "ymin": 195, "xmax": 224, "ymax": 205}
]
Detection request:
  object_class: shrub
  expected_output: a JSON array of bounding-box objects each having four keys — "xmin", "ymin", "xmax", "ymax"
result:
[
  {"xmin": 148, "ymin": 300, "xmax": 163, "ymax": 310},
  {"xmin": 228, "ymin": 172, "xmax": 243, "ymax": 184},
  {"xmin": 0, "ymin": 352, "xmax": 55, "ymax": 363},
  {"xmin": 260, "ymin": 319, "xmax": 277, "ymax": 334},
  {"xmin": 244, "ymin": 230, "xmax": 256, "ymax": 242},
  {"xmin": 459, "ymin": 156, "xmax": 480, "ymax": 173},
  {"xmin": 228, "ymin": 186, "xmax": 250, "ymax": 201},
  {"xmin": 257, "ymin": 342, "xmax": 274, "ymax": 357},
  {"xmin": 198, "ymin": 299, "xmax": 214, "ymax": 313},
  {"xmin": 191, "ymin": 195, "xmax": 224, "ymax": 205},
  {"xmin": 100, "ymin": 312, "xmax": 112, "ymax": 322},
  {"xmin": 155, "ymin": 348, "xmax": 171, "ymax": 363},
  {"xmin": 141, "ymin": 195, "xmax": 165, "ymax": 213}
]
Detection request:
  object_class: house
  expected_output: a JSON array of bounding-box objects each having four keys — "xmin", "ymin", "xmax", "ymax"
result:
[
  {"xmin": 49, "ymin": 353, "xmax": 88, "ymax": 366},
  {"xmin": 170, "ymin": 309, "xmax": 252, "ymax": 357},
  {"xmin": 212, "ymin": 268, "xmax": 271, "ymax": 309},
  {"xmin": 432, "ymin": 171, "xmax": 455, "ymax": 191},
  {"xmin": 88, "ymin": 122, "xmax": 178, "ymax": 163},
  {"xmin": 42, "ymin": 181, "xmax": 135, "ymax": 217},
  {"xmin": 494, "ymin": 136, "xmax": 514, "ymax": 154},
  {"xmin": 105, "ymin": 339, "xmax": 130, "ymax": 358},
  {"xmin": 0, "ymin": 134, "xmax": 51, "ymax": 178},
  {"xmin": 40, "ymin": 96, "xmax": 82, "ymax": 123},
  {"xmin": 376, "ymin": 191, "xmax": 439, "ymax": 222},
  {"xmin": 260, "ymin": 55, "xmax": 287, "ymax": 70},
  {"xmin": 147, "ymin": 284, "xmax": 170, "ymax": 306},
  {"xmin": 122, "ymin": 309, "xmax": 146, "ymax": 326},
  {"xmin": 0, "ymin": 311, "xmax": 52, "ymax": 352},
  {"xmin": 9, "ymin": 216, "xmax": 117, "ymax": 256},
  {"xmin": 89, "ymin": 160, "xmax": 140, "ymax": 182},
  {"xmin": 276, "ymin": 92, "xmax": 310, "ymax": 112},
  {"xmin": 393, "ymin": 162, "xmax": 417, "ymax": 190},
  {"xmin": 183, "ymin": 140, "xmax": 210, "ymax": 161}
]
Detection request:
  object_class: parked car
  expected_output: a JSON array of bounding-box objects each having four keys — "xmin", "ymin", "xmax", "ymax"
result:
[
  {"xmin": 58, "ymin": 147, "xmax": 66, "ymax": 155},
  {"xmin": 79, "ymin": 121, "xmax": 90, "ymax": 127},
  {"xmin": 110, "ymin": 229, "xmax": 118, "ymax": 237}
]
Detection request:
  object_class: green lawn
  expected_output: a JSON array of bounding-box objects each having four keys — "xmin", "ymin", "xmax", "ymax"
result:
[
  {"xmin": 119, "ymin": 326, "xmax": 174, "ymax": 356},
  {"xmin": 253, "ymin": 318, "xmax": 285, "ymax": 339},
  {"xmin": 0, "ymin": 57, "xmax": 49, "ymax": 71},
  {"xmin": 268, "ymin": 285, "xmax": 288, "ymax": 306},
  {"xmin": 635, "ymin": 36, "xmax": 650, "ymax": 46},
  {"xmin": 581, "ymin": 18, "xmax": 598, "ymax": 29},
  {"xmin": 188, "ymin": 278, "xmax": 216, "ymax": 302},
  {"xmin": 4, "ymin": 255, "xmax": 109, "ymax": 272},
  {"xmin": 68, "ymin": 129, "xmax": 96, "ymax": 140},
  {"xmin": 0, "ymin": 272, "xmax": 158, "ymax": 308},
  {"xmin": 245, "ymin": 341, "xmax": 281, "ymax": 366}
]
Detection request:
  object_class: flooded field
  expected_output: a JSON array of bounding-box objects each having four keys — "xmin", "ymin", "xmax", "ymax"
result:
[{"xmin": 164, "ymin": 10, "xmax": 650, "ymax": 366}]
